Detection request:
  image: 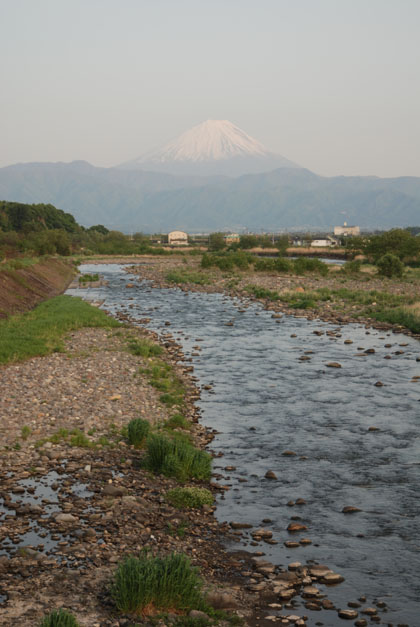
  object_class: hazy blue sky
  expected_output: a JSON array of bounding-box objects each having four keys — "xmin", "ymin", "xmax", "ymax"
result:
[{"xmin": 1, "ymin": 0, "xmax": 419, "ymax": 177}]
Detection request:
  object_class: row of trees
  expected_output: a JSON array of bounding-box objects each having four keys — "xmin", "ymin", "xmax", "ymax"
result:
[{"xmin": 208, "ymin": 232, "xmax": 289, "ymax": 252}]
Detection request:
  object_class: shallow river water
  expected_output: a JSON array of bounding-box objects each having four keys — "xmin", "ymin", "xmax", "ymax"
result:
[{"xmin": 68, "ymin": 264, "xmax": 420, "ymax": 626}]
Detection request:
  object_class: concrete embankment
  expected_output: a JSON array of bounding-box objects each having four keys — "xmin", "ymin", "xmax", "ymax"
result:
[{"xmin": 0, "ymin": 258, "xmax": 75, "ymax": 318}]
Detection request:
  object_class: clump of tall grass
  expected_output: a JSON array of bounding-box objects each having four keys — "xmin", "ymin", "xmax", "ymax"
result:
[
  {"xmin": 144, "ymin": 433, "xmax": 211, "ymax": 481},
  {"xmin": 39, "ymin": 609, "xmax": 80, "ymax": 626},
  {"xmin": 128, "ymin": 337, "xmax": 163, "ymax": 357},
  {"xmin": 166, "ymin": 487, "xmax": 214, "ymax": 509},
  {"xmin": 111, "ymin": 552, "xmax": 206, "ymax": 614},
  {"xmin": 127, "ymin": 418, "xmax": 150, "ymax": 447}
]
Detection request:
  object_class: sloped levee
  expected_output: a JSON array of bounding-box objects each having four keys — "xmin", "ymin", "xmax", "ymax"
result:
[{"xmin": 0, "ymin": 258, "xmax": 75, "ymax": 318}]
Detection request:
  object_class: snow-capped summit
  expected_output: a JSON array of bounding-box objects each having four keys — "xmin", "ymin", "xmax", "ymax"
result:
[{"xmin": 119, "ymin": 120, "xmax": 300, "ymax": 177}]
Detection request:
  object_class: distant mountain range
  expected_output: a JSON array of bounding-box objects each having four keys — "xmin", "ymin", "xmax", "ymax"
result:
[{"xmin": 1, "ymin": 120, "xmax": 419, "ymax": 231}]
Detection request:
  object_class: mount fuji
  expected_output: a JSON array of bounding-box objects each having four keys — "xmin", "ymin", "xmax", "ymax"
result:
[{"xmin": 119, "ymin": 119, "xmax": 301, "ymax": 176}]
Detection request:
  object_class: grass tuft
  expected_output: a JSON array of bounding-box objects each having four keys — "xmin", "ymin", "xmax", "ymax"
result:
[
  {"xmin": 39, "ymin": 609, "xmax": 80, "ymax": 626},
  {"xmin": 128, "ymin": 337, "xmax": 163, "ymax": 358},
  {"xmin": 144, "ymin": 433, "xmax": 211, "ymax": 481},
  {"xmin": 111, "ymin": 551, "xmax": 206, "ymax": 614},
  {"xmin": 164, "ymin": 413, "xmax": 191, "ymax": 431},
  {"xmin": 165, "ymin": 487, "xmax": 214, "ymax": 509},
  {"xmin": 127, "ymin": 418, "xmax": 150, "ymax": 447}
]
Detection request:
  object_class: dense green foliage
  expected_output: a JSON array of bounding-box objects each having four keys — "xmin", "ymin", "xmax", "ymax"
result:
[
  {"xmin": 165, "ymin": 487, "xmax": 214, "ymax": 509},
  {"xmin": 208, "ymin": 232, "xmax": 226, "ymax": 251},
  {"xmin": 0, "ymin": 201, "xmax": 79, "ymax": 233},
  {"xmin": 364, "ymin": 229, "xmax": 420, "ymax": 261},
  {"xmin": 111, "ymin": 552, "xmax": 206, "ymax": 614},
  {"xmin": 201, "ymin": 251, "xmax": 252, "ymax": 270},
  {"xmin": 39, "ymin": 609, "xmax": 80, "ymax": 626},
  {"xmin": 376, "ymin": 253, "xmax": 405, "ymax": 277},
  {"xmin": 0, "ymin": 295, "xmax": 119, "ymax": 364},
  {"xmin": 127, "ymin": 418, "xmax": 150, "ymax": 448},
  {"xmin": 202, "ymin": 252, "xmax": 329, "ymax": 276},
  {"xmin": 144, "ymin": 433, "xmax": 212, "ymax": 481}
]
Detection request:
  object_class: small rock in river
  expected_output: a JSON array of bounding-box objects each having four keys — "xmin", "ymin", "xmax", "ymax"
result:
[
  {"xmin": 287, "ymin": 522, "xmax": 307, "ymax": 532},
  {"xmin": 342, "ymin": 506, "xmax": 362, "ymax": 514},
  {"xmin": 326, "ymin": 362, "xmax": 342, "ymax": 368},
  {"xmin": 282, "ymin": 450, "xmax": 297, "ymax": 456},
  {"xmin": 374, "ymin": 381, "xmax": 384, "ymax": 387},
  {"xmin": 265, "ymin": 470, "xmax": 278, "ymax": 479},
  {"xmin": 338, "ymin": 609, "xmax": 358, "ymax": 619}
]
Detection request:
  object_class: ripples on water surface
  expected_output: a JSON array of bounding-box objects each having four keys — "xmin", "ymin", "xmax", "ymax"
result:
[{"xmin": 68, "ymin": 264, "xmax": 420, "ymax": 625}]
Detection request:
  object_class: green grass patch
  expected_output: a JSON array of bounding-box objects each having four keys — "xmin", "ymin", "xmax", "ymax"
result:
[
  {"xmin": 0, "ymin": 294, "xmax": 120, "ymax": 364},
  {"xmin": 39, "ymin": 609, "xmax": 80, "ymax": 626},
  {"xmin": 166, "ymin": 487, "xmax": 214, "ymax": 509},
  {"xmin": 164, "ymin": 413, "xmax": 191, "ymax": 431},
  {"xmin": 127, "ymin": 418, "xmax": 150, "ymax": 448},
  {"xmin": 128, "ymin": 337, "xmax": 163, "ymax": 358},
  {"xmin": 139, "ymin": 358, "xmax": 186, "ymax": 409},
  {"xmin": 78, "ymin": 272, "xmax": 99, "ymax": 283},
  {"xmin": 1, "ymin": 257, "xmax": 39, "ymax": 272},
  {"xmin": 371, "ymin": 306, "xmax": 420, "ymax": 333},
  {"xmin": 144, "ymin": 433, "xmax": 212, "ymax": 481},
  {"xmin": 111, "ymin": 551, "xmax": 206, "ymax": 615},
  {"xmin": 245, "ymin": 285, "xmax": 280, "ymax": 301},
  {"xmin": 166, "ymin": 270, "xmax": 211, "ymax": 285},
  {"xmin": 21, "ymin": 425, "xmax": 31, "ymax": 440}
]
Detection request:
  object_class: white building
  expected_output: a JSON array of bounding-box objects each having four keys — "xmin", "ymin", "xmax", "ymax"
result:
[
  {"xmin": 334, "ymin": 222, "xmax": 360, "ymax": 237},
  {"xmin": 168, "ymin": 230, "xmax": 188, "ymax": 245},
  {"xmin": 311, "ymin": 237, "xmax": 339, "ymax": 248}
]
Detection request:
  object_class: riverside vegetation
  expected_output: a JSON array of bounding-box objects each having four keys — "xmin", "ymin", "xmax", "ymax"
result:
[
  {"xmin": 124, "ymin": 242, "xmax": 420, "ymax": 336},
  {"xmin": 0, "ymin": 293, "xmax": 254, "ymax": 626}
]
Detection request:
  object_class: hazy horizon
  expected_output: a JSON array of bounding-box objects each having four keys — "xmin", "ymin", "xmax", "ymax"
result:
[{"xmin": 1, "ymin": 0, "xmax": 420, "ymax": 178}]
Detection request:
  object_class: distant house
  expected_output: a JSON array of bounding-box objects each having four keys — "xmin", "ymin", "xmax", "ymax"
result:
[
  {"xmin": 334, "ymin": 222, "xmax": 360, "ymax": 237},
  {"xmin": 168, "ymin": 230, "xmax": 188, "ymax": 246},
  {"xmin": 223, "ymin": 233, "xmax": 240, "ymax": 245},
  {"xmin": 311, "ymin": 237, "xmax": 338, "ymax": 248}
]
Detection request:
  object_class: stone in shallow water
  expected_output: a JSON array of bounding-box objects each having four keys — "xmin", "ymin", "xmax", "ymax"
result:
[
  {"xmin": 342, "ymin": 505, "xmax": 362, "ymax": 513},
  {"xmin": 287, "ymin": 522, "xmax": 307, "ymax": 532},
  {"xmin": 338, "ymin": 609, "xmax": 358, "ymax": 619},
  {"xmin": 321, "ymin": 572, "xmax": 345, "ymax": 584}
]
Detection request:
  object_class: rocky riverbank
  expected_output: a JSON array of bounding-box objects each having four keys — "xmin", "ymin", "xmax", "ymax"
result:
[
  {"xmin": 124, "ymin": 256, "xmax": 420, "ymax": 339},
  {"xmin": 1, "ymin": 323, "xmax": 342, "ymax": 626},
  {"xmin": 1, "ymin": 259, "xmax": 413, "ymax": 625}
]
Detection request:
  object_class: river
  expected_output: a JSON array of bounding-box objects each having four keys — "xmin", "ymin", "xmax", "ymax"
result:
[{"xmin": 67, "ymin": 263, "xmax": 420, "ymax": 626}]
